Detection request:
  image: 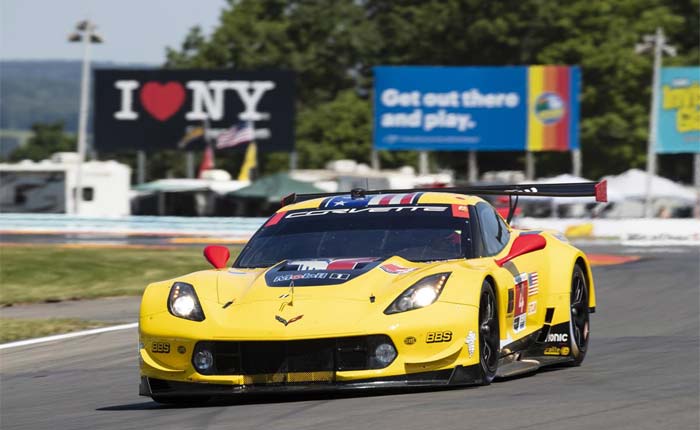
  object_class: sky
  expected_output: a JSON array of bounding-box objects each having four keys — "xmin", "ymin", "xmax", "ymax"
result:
[{"xmin": 1, "ymin": 0, "xmax": 225, "ymax": 64}]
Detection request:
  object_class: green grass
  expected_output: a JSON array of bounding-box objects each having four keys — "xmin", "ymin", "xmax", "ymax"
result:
[
  {"xmin": 0, "ymin": 318, "xmax": 110, "ymax": 342},
  {"xmin": 0, "ymin": 245, "xmax": 241, "ymax": 305}
]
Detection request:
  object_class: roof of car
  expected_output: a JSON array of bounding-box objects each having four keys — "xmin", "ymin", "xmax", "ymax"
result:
[{"xmin": 279, "ymin": 191, "xmax": 487, "ymax": 212}]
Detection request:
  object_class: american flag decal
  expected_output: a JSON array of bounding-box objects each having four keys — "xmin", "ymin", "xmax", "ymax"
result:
[
  {"xmin": 319, "ymin": 192, "xmax": 423, "ymax": 208},
  {"xmin": 528, "ymin": 272, "xmax": 539, "ymax": 296}
]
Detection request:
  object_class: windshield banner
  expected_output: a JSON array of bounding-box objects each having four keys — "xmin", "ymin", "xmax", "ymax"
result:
[
  {"xmin": 373, "ymin": 66, "xmax": 580, "ymax": 152},
  {"xmin": 656, "ymin": 67, "xmax": 700, "ymax": 154}
]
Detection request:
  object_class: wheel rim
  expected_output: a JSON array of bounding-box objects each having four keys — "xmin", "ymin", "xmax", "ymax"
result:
[
  {"xmin": 479, "ymin": 288, "xmax": 499, "ymax": 372},
  {"xmin": 570, "ymin": 270, "xmax": 589, "ymax": 352}
]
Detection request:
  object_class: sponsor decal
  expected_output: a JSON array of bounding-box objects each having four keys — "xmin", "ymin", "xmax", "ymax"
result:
[
  {"xmin": 151, "ymin": 342, "xmax": 170, "ymax": 354},
  {"xmin": 275, "ymin": 314, "xmax": 303, "ymax": 326},
  {"xmin": 543, "ymin": 346, "xmax": 571, "ymax": 356},
  {"xmin": 426, "ymin": 331, "xmax": 453, "ymax": 343},
  {"xmin": 329, "ymin": 273, "xmax": 351, "ymax": 280},
  {"xmin": 286, "ymin": 206, "xmax": 448, "ymax": 218},
  {"xmin": 380, "ymin": 263, "xmax": 416, "ymax": 274},
  {"xmin": 285, "ymin": 258, "xmax": 378, "ymax": 271},
  {"xmin": 451, "ymin": 204, "xmax": 470, "ymax": 218},
  {"xmin": 404, "ymin": 336, "xmax": 417, "ymax": 345},
  {"xmin": 465, "ymin": 331, "xmax": 477, "ymax": 357},
  {"xmin": 273, "ymin": 273, "xmax": 328, "ymax": 283},
  {"xmin": 528, "ymin": 301, "xmax": 537, "ymax": 315},
  {"xmin": 546, "ymin": 332, "xmax": 569, "ymax": 343}
]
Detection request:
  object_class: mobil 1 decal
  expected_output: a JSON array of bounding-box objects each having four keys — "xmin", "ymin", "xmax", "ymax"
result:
[
  {"xmin": 512, "ymin": 272, "xmax": 538, "ymax": 333},
  {"xmin": 93, "ymin": 69, "xmax": 294, "ymax": 153}
]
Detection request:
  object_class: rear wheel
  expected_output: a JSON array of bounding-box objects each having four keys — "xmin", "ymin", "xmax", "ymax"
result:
[
  {"xmin": 567, "ymin": 265, "xmax": 590, "ymax": 366},
  {"xmin": 477, "ymin": 280, "xmax": 499, "ymax": 385}
]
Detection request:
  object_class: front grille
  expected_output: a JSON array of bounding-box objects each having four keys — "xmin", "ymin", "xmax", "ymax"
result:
[{"xmin": 194, "ymin": 335, "xmax": 394, "ymax": 376}]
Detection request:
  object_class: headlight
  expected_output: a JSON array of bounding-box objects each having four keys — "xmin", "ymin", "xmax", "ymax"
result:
[
  {"xmin": 384, "ymin": 273, "xmax": 451, "ymax": 314},
  {"xmin": 167, "ymin": 282, "xmax": 205, "ymax": 321}
]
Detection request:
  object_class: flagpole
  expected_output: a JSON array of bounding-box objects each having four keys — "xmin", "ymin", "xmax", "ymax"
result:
[
  {"xmin": 205, "ymin": 118, "xmax": 215, "ymax": 167},
  {"xmin": 249, "ymin": 120, "xmax": 257, "ymax": 180}
]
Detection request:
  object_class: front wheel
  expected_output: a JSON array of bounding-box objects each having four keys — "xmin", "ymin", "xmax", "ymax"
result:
[
  {"xmin": 477, "ymin": 280, "xmax": 500, "ymax": 384},
  {"xmin": 567, "ymin": 265, "xmax": 590, "ymax": 366}
]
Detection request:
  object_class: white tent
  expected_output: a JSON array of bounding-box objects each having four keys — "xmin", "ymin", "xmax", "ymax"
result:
[{"xmin": 603, "ymin": 169, "xmax": 697, "ymax": 203}]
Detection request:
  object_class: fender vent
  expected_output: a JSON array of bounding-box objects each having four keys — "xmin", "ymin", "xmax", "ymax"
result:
[{"xmin": 536, "ymin": 307, "xmax": 556, "ymax": 343}]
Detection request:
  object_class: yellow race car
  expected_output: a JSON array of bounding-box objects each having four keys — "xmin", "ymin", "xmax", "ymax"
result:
[{"xmin": 139, "ymin": 182, "xmax": 607, "ymax": 403}]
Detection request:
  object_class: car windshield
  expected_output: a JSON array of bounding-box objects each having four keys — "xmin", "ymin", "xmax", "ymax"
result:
[{"xmin": 234, "ymin": 205, "xmax": 471, "ymax": 268}]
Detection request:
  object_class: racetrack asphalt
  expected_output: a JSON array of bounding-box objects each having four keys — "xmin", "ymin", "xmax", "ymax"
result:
[{"xmin": 1, "ymin": 245, "xmax": 698, "ymax": 430}]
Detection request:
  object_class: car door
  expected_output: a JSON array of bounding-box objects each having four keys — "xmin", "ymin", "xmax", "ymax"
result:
[{"xmin": 473, "ymin": 202, "xmax": 541, "ymax": 341}]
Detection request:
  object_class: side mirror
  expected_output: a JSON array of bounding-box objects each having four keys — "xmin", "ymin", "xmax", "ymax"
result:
[
  {"xmin": 203, "ymin": 245, "xmax": 230, "ymax": 269},
  {"xmin": 495, "ymin": 234, "xmax": 546, "ymax": 267}
]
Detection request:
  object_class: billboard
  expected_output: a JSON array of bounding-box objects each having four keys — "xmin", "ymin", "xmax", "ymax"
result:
[
  {"xmin": 94, "ymin": 69, "xmax": 295, "ymax": 153},
  {"xmin": 373, "ymin": 66, "xmax": 580, "ymax": 152},
  {"xmin": 656, "ymin": 67, "xmax": 700, "ymax": 154}
]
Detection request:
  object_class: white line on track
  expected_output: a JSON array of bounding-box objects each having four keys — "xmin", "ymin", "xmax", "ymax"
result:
[{"xmin": 0, "ymin": 322, "xmax": 138, "ymax": 350}]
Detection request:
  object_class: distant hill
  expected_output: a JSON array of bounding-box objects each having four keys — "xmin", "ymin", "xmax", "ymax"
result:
[{"xmin": 0, "ymin": 60, "xmax": 155, "ymax": 133}]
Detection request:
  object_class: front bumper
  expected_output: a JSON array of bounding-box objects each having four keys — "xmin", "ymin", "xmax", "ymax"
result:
[
  {"xmin": 140, "ymin": 365, "xmax": 483, "ymax": 398},
  {"xmin": 139, "ymin": 301, "xmax": 481, "ymax": 395}
]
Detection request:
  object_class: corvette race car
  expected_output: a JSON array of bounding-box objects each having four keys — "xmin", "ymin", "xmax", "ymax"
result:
[{"xmin": 139, "ymin": 182, "xmax": 606, "ymax": 403}]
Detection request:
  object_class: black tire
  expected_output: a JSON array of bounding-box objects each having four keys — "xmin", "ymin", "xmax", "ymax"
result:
[
  {"xmin": 477, "ymin": 280, "xmax": 500, "ymax": 385},
  {"xmin": 567, "ymin": 264, "xmax": 590, "ymax": 366},
  {"xmin": 151, "ymin": 395, "xmax": 211, "ymax": 405}
]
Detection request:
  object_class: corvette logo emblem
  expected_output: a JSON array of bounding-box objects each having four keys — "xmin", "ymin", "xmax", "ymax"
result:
[{"xmin": 275, "ymin": 314, "xmax": 303, "ymax": 326}]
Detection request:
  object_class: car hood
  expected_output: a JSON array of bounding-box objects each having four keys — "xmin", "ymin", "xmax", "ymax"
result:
[{"xmin": 216, "ymin": 256, "xmax": 435, "ymax": 307}]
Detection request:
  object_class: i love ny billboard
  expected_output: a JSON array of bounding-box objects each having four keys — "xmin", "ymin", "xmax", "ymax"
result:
[{"xmin": 94, "ymin": 69, "xmax": 295, "ymax": 152}]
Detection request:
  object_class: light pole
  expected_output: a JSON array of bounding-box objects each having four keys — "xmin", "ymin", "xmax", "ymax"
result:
[
  {"xmin": 635, "ymin": 27, "xmax": 676, "ymax": 218},
  {"xmin": 68, "ymin": 20, "xmax": 103, "ymax": 215}
]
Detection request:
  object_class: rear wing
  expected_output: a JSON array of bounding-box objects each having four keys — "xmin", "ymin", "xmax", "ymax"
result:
[
  {"xmin": 282, "ymin": 180, "xmax": 607, "ymax": 224},
  {"xmin": 283, "ymin": 180, "xmax": 607, "ymax": 205}
]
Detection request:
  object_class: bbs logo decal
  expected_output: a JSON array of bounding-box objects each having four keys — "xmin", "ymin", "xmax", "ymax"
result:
[
  {"xmin": 546, "ymin": 333, "xmax": 569, "ymax": 343},
  {"xmin": 426, "ymin": 331, "xmax": 453, "ymax": 343},
  {"xmin": 151, "ymin": 342, "xmax": 170, "ymax": 354}
]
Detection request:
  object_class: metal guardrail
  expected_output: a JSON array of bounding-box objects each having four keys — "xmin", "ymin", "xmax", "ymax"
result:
[{"xmin": 0, "ymin": 213, "xmax": 267, "ymax": 238}]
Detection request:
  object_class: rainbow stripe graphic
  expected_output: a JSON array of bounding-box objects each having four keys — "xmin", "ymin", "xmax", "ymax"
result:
[{"xmin": 527, "ymin": 66, "xmax": 580, "ymax": 151}]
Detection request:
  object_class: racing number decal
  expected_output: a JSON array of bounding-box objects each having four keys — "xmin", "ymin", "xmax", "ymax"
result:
[{"xmin": 513, "ymin": 275, "xmax": 528, "ymax": 333}]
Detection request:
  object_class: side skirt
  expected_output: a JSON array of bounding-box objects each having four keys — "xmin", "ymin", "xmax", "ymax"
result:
[{"xmin": 496, "ymin": 321, "xmax": 574, "ymax": 378}]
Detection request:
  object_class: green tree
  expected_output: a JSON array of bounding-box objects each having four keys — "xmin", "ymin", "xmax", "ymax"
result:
[
  {"xmin": 165, "ymin": 0, "xmax": 699, "ymax": 181},
  {"xmin": 9, "ymin": 122, "xmax": 76, "ymax": 161}
]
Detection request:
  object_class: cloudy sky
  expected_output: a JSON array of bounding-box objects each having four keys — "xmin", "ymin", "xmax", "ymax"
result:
[{"xmin": 1, "ymin": 0, "xmax": 225, "ymax": 64}]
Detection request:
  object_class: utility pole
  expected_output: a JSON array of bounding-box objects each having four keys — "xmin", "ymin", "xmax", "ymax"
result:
[
  {"xmin": 467, "ymin": 151, "xmax": 478, "ymax": 183},
  {"xmin": 68, "ymin": 20, "xmax": 103, "ymax": 215},
  {"xmin": 635, "ymin": 27, "xmax": 676, "ymax": 218}
]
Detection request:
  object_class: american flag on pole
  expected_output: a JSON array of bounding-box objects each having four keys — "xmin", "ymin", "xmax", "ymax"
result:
[{"xmin": 216, "ymin": 122, "xmax": 254, "ymax": 149}]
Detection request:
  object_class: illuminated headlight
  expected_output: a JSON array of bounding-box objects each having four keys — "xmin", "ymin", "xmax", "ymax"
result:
[
  {"xmin": 168, "ymin": 282, "xmax": 205, "ymax": 321},
  {"xmin": 384, "ymin": 273, "xmax": 451, "ymax": 314}
]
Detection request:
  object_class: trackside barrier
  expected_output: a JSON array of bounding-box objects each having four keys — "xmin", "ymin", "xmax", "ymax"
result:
[
  {"xmin": 516, "ymin": 217, "xmax": 700, "ymax": 246},
  {"xmin": 1, "ymin": 214, "xmax": 698, "ymax": 245}
]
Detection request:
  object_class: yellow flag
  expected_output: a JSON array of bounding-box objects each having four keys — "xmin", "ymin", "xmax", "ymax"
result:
[{"xmin": 238, "ymin": 142, "xmax": 258, "ymax": 181}]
